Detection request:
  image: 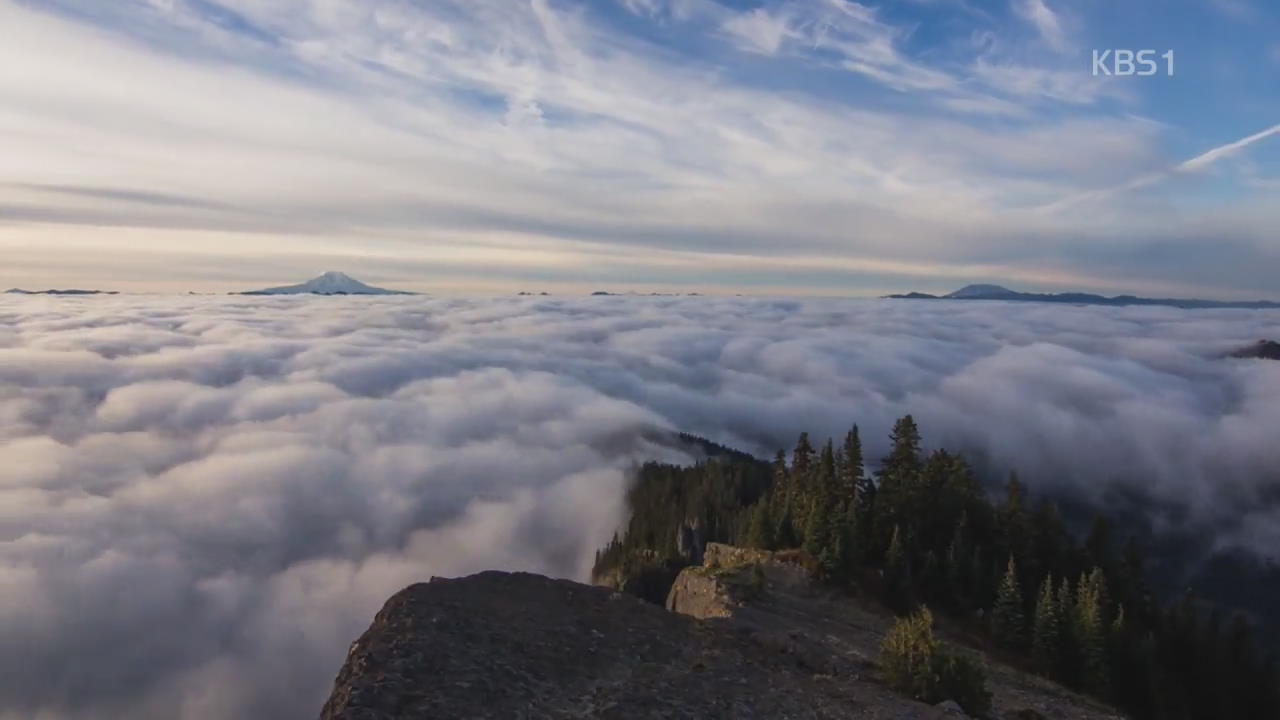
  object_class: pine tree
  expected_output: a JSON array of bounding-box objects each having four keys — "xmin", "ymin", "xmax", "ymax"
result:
[
  {"xmin": 945, "ymin": 514, "xmax": 971, "ymax": 612},
  {"xmin": 1076, "ymin": 567, "xmax": 1110, "ymax": 697},
  {"xmin": 883, "ymin": 415, "xmax": 922, "ymax": 478},
  {"xmin": 997, "ymin": 472, "xmax": 1028, "ymax": 566},
  {"xmin": 804, "ymin": 439, "xmax": 838, "ymax": 559},
  {"xmin": 919, "ymin": 550, "xmax": 943, "ymax": 604},
  {"xmin": 791, "ymin": 432, "xmax": 815, "ymax": 487},
  {"xmin": 1116, "ymin": 536, "xmax": 1150, "ymax": 626},
  {"xmin": 803, "ymin": 493, "xmax": 831, "ymax": 558},
  {"xmin": 1055, "ymin": 575, "xmax": 1078, "ymax": 684},
  {"xmin": 819, "ymin": 438, "xmax": 837, "ymax": 493},
  {"xmin": 1032, "ymin": 574, "xmax": 1063, "ymax": 677},
  {"xmin": 992, "ymin": 555, "xmax": 1027, "ymax": 650},
  {"xmin": 771, "ymin": 449, "xmax": 789, "ymax": 488},
  {"xmin": 747, "ymin": 500, "xmax": 775, "ymax": 550},
  {"xmin": 874, "ymin": 415, "xmax": 923, "ymax": 554},
  {"xmin": 775, "ymin": 494, "xmax": 797, "ymax": 549},
  {"xmin": 968, "ymin": 545, "xmax": 994, "ymax": 612},
  {"xmin": 819, "ymin": 528, "xmax": 848, "ymax": 583},
  {"xmin": 791, "ymin": 433, "xmax": 816, "ymax": 535},
  {"xmin": 852, "ymin": 464, "xmax": 877, "ymax": 564},
  {"xmin": 840, "ymin": 424, "xmax": 864, "ymax": 502},
  {"xmin": 883, "ymin": 524, "xmax": 911, "ymax": 612}
]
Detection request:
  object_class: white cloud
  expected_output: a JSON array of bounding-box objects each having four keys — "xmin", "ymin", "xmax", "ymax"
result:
[
  {"xmin": 1037, "ymin": 123, "xmax": 1280, "ymax": 213},
  {"xmin": 1, "ymin": 294, "xmax": 1279, "ymax": 718},
  {"xmin": 1014, "ymin": 0, "xmax": 1068, "ymax": 52},
  {"xmin": 0, "ymin": 1, "xmax": 1274, "ymax": 297},
  {"xmin": 722, "ymin": 7, "xmax": 793, "ymax": 55}
]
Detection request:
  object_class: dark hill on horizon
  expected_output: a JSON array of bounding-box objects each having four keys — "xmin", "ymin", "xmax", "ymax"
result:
[
  {"xmin": 1230, "ymin": 340, "xmax": 1280, "ymax": 360},
  {"xmin": 886, "ymin": 284, "xmax": 1280, "ymax": 310}
]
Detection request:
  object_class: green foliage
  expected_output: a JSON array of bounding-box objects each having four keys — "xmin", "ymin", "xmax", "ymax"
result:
[
  {"xmin": 881, "ymin": 607, "xmax": 938, "ymax": 695},
  {"xmin": 883, "ymin": 524, "xmax": 912, "ymax": 612},
  {"xmin": 840, "ymin": 424, "xmax": 863, "ymax": 500},
  {"xmin": 746, "ymin": 501, "xmax": 775, "ymax": 550},
  {"xmin": 934, "ymin": 652, "xmax": 994, "ymax": 718},
  {"xmin": 1032, "ymin": 574, "xmax": 1063, "ymax": 677},
  {"xmin": 872, "ymin": 415, "xmax": 923, "ymax": 557},
  {"xmin": 880, "ymin": 607, "xmax": 992, "ymax": 717},
  {"xmin": 992, "ymin": 555, "xmax": 1027, "ymax": 650},
  {"xmin": 590, "ymin": 442, "xmax": 772, "ymax": 602},
  {"xmin": 1075, "ymin": 567, "xmax": 1110, "ymax": 697},
  {"xmin": 595, "ymin": 421, "xmax": 1280, "ymax": 720}
]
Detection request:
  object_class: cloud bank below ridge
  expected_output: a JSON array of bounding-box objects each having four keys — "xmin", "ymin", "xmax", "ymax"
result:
[{"xmin": 0, "ymin": 294, "xmax": 1278, "ymax": 718}]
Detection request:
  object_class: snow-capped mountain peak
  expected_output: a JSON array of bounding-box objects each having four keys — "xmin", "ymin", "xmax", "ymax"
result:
[{"xmin": 242, "ymin": 272, "xmax": 414, "ymax": 295}]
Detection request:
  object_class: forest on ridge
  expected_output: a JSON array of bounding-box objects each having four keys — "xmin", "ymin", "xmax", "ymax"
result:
[{"xmin": 593, "ymin": 419, "xmax": 1280, "ymax": 720}]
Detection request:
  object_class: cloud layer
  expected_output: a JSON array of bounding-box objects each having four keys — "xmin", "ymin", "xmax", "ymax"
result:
[{"xmin": 1, "ymin": 294, "xmax": 1278, "ymax": 718}]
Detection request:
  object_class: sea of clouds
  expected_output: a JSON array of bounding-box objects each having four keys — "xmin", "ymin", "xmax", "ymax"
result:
[{"xmin": 1, "ymin": 294, "xmax": 1278, "ymax": 719}]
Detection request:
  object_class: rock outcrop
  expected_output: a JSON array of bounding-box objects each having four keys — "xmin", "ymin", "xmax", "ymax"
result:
[
  {"xmin": 321, "ymin": 553, "xmax": 1125, "ymax": 720},
  {"xmin": 665, "ymin": 542, "xmax": 814, "ymax": 620}
]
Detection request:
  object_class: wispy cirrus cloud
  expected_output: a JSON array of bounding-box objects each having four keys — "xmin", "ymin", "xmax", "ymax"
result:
[
  {"xmin": 1014, "ymin": 0, "xmax": 1069, "ymax": 53},
  {"xmin": 0, "ymin": 0, "xmax": 1275, "ymax": 298},
  {"xmin": 1038, "ymin": 123, "xmax": 1280, "ymax": 213}
]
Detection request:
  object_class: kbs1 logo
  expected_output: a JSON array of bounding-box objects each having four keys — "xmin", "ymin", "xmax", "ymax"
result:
[{"xmin": 1092, "ymin": 49, "xmax": 1174, "ymax": 76}]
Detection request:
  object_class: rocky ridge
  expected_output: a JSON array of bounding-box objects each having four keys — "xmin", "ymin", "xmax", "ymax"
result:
[{"xmin": 320, "ymin": 545, "xmax": 1124, "ymax": 719}]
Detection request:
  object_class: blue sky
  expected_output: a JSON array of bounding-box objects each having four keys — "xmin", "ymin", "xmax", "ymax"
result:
[{"xmin": 0, "ymin": 0, "xmax": 1276, "ymax": 297}]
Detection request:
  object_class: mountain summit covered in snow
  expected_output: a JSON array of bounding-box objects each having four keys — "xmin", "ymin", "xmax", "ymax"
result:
[{"xmin": 240, "ymin": 272, "xmax": 415, "ymax": 296}]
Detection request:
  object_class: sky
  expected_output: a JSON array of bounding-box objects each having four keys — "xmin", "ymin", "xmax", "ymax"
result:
[
  {"xmin": 0, "ymin": 0, "xmax": 1277, "ymax": 297},
  {"xmin": 1, "ymin": 293, "xmax": 1278, "ymax": 718}
]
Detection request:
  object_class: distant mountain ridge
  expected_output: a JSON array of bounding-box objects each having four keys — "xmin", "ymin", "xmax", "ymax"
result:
[
  {"xmin": 886, "ymin": 284, "xmax": 1280, "ymax": 310},
  {"xmin": 1231, "ymin": 340, "xmax": 1280, "ymax": 360},
  {"xmin": 5, "ymin": 288, "xmax": 118, "ymax": 295},
  {"xmin": 239, "ymin": 272, "xmax": 415, "ymax": 296}
]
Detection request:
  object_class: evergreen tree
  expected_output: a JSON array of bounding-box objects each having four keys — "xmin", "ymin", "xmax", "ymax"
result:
[
  {"xmin": 874, "ymin": 415, "xmax": 923, "ymax": 554},
  {"xmin": 945, "ymin": 514, "xmax": 972, "ymax": 612},
  {"xmin": 919, "ymin": 550, "xmax": 944, "ymax": 605},
  {"xmin": 819, "ymin": 528, "xmax": 848, "ymax": 583},
  {"xmin": 1076, "ymin": 567, "xmax": 1110, "ymax": 697},
  {"xmin": 840, "ymin": 424, "xmax": 864, "ymax": 501},
  {"xmin": 593, "ymin": 422, "xmax": 1280, "ymax": 720},
  {"xmin": 882, "ymin": 415, "xmax": 922, "ymax": 478},
  {"xmin": 771, "ymin": 449, "xmax": 789, "ymax": 487},
  {"xmin": 1116, "ymin": 536, "xmax": 1151, "ymax": 626},
  {"xmin": 992, "ymin": 555, "xmax": 1027, "ymax": 650},
  {"xmin": 791, "ymin": 433, "xmax": 816, "ymax": 535},
  {"xmin": 746, "ymin": 500, "xmax": 775, "ymax": 550},
  {"xmin": 818, "ymin": 438, "xmax": 837, "ymax": 492},
  {"xmin": 852, "ymin": 464, "xmax": 877, "ymax": 564},
  {"xmin": 997, "ymin": 472, "xmax": 1029, "ymax": 566},
  {"xmin": 803, "ymin": 439, "xmax": 839, "ymax": 559},
  {"xmin": 775, "ymin": 494, "xmax": 797, "ymax": 549},
  {"xmin": 1055, "ymin": 575, "xmax": 1078, "ymax": 684},
  {"xmin": 883, "ymin": 524, "xmax": 911, "ymax": 612},
  {"xmin": 803, "ymin": 493, "xmax": 832, "ymax": 558},
  {"xmin": 791, "ymin": 432, "xmax": 815, "ymax": 487},
  {"xmin": 1032, "ymin": 574, "xmax": 1063, "ymax": 676},
  {"xmin": 968, "ymin": 545, "xmax": 994, "ymax": 613}
]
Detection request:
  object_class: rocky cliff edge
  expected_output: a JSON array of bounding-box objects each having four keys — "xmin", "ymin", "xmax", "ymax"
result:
[{"xmin": 320, "ymin": 546, "xmax": 1123, "ymax": 720}]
